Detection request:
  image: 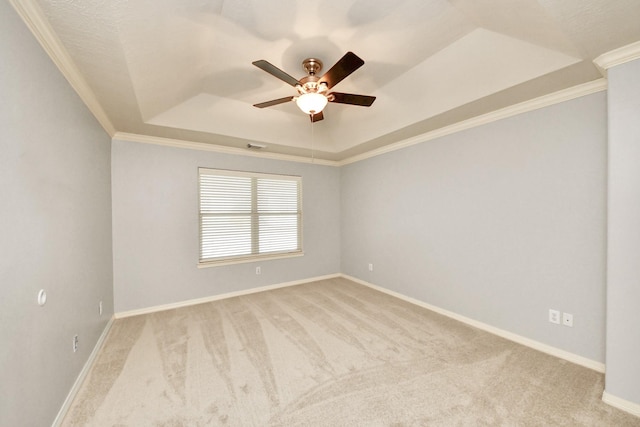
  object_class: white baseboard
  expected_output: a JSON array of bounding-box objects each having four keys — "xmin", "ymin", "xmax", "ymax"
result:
[
  {"xmin": 52, "ymin": 317, "xmax": 114, "ymax": 427},
  {"xmin": 114, "ymin": 273, "xmax": 341, "ymax": 319},
  {"xmin": 602, "ymin": 391, "xmax": 640, "ymax": 417},
  {"xmin": 341, "ymin": 274, "xmax": 606, "ymax": 374},
  {"xmin": 56, "ymin": 274, "xmax": 640, "ymax": 422},
  {"xmin": 102, "ymin": 274, "xmax": 607, "ymax": 372}
]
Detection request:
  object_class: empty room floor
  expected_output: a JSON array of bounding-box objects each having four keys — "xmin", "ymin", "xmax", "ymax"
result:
[{"xmin": 62, "ymin": 277, "xmax": 639, "ymax": 426}]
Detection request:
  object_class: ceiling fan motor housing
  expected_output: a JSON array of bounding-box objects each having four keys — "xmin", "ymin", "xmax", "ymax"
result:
[
  {"xmin": 302, "ymin": 58, "xmax": 323, "ymax": 75},
  {"xmin": 299, "ymin": 58, "xmax": 328, "ymax": 95},
  {"xmin": 298, "ymin": 76, "xmax": 327, "ymax": 95}
]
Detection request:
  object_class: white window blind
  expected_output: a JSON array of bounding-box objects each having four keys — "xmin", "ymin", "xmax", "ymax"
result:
[{"xmin": 199, "ymin": 168, "xmax": 302, "ymax": 265}]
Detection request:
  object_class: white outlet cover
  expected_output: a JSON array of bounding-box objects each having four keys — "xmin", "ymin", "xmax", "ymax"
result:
[
  {"xmin": 549, "ymin": 309, "xmax": 560, "ymax": 324},
  {"xmin": 563, "ymin": 313, "xmax": 574, "ymax": 327}
]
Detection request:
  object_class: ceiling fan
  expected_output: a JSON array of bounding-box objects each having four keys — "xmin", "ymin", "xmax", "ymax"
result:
[{"xmin": 252, "ymin": 51, "xmax": 376, "ymax": 122}]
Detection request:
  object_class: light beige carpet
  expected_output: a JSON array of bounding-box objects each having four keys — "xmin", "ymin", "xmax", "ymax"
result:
[{"xmin": 63, "ymin": 277, "xmax": 640, "ymax": 426}]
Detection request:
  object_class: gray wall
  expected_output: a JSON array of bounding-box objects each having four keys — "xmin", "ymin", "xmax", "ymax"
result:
[
  {"xmin": 0, "ymin": 2, "xmax": 114, "ymax": 426},
  {"xmin": 112, "ymin": 140, "xmax": 341, "ymax": 312},
  {"xmin": 5, "ymin": 0, "xmax": 635, "ymax": 416},
  {"xmin": 606, "ymin": 58, "xmax": 640, "ymax": 404},
  {"xmin": 341, "ymin": 92, "xmax": 608, "ymax": 362}
]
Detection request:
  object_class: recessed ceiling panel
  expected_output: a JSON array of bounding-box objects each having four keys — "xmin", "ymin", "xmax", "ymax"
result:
[{"xmin": 328, "ymin": 28, "xmax": 582, "ymax": 151}]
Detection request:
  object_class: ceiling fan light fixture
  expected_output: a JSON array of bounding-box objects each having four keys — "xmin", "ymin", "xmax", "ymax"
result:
[
  {"xmin": 296, "ymin": 92, "xmax": 328, "ymax": 114},
  {"xmin": 253, "ymin": 52, "xmax": 373, "ymax": 122}
]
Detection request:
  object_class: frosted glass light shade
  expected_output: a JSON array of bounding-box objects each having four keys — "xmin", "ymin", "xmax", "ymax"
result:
[{"xmin": 296, "ymin": 93, "xmax": 328, "ymax": 114}]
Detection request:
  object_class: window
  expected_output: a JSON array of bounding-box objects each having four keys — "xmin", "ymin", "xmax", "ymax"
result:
[{"xmin": 198, "ymin": 168, "xmax": 302, "ymax": 266}]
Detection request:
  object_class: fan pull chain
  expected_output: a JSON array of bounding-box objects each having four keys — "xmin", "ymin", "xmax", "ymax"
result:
[{"xmin": 310, "ymin": 115, "xmax": 315, "ymax": 163}]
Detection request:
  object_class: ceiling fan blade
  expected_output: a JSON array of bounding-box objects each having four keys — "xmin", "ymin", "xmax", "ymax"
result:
[
  {"xmin": 253, "ymin": 96, "xmax": 294, "ymax": 108},
  {"xmin": 310, "ymin": 111, "xmax": 324, "ymax": 122},
  {"xmin": 329, "ymin": 92, "xmax": 376, "ymax": 107},
  {"xmin": 252, "ymin": 60, "xmax": 300, "ymax": 87},
  {"xmin": 318, "ymin": 52, "xmax": 365, "ymax": 90}
]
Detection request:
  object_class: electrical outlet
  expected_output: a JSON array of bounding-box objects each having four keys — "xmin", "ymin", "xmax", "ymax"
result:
[
  {"xmin": 99, "ymin": 301, "xmax": 103, "ymax": 316},
  {"xmin": 73, "ymin": 335, "xmax": 79, "ymax": 353},
  {"xmin": 563, "ymin": 312, "xmax": 573, "ymax": 327},
  {"xmin": 549, "ymin": 309, "xmax": 560, "ymax": 324},
  {"xmin": 368, "ymin": 263, "xmax": 373, "ymax": 272},
  {"xmin": 256, "ymin": 266, "xmax": 261, "ymax": 275}
]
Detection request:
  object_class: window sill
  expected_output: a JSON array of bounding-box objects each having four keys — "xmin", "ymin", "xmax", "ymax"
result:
[{"xmin": 197, "ymin": 251, "xmax": 304, "ymax": 268}]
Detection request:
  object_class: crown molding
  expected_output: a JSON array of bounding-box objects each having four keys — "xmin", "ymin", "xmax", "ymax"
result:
[
  {"xmin": 338, "ymin": 78, "xmax": 608, "ymax": 166},
  {"xmin": 10, "ymin": 0, "xmax": 330, "ymax": 162},
  {"xmin": 114, "ymin": 132, "xmax": 339, "ymax": 166},
  {"xmin": 594, "ymin": 40, "xmax": 640, "ymax": 72},
  {"xmin": 9, "ymin": 0, "xmax": 116, "ymax": 136},
  {"xmin": 12, "ymin": 0, "xmax": 613, "ymax": 167},
  {"xmin": 117, "ymin": 78, "xmax": 606, "ymax": 168}
]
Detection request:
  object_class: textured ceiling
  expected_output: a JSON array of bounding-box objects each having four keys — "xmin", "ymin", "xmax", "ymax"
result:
[{"xmin": 21, "ymin": 0, "xmax": 640, "ymax": 160}]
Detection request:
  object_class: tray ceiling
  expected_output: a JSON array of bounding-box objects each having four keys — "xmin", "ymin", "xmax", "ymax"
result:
[{"xmin": 13, "ymin": 0, "xmax": 640, "ymax": 161}]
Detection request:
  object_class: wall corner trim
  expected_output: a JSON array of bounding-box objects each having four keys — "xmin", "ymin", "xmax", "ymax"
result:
[
  {"xmin": 594, "ymin": 40, "xmax": 640, "ymax": 71},
  {"xmin": 338, "ymin": 79, "xmax": 607, "ymax": 166},
  {"xmin": 8, "ymin": 0, "xmax": 116, "ymax": 137},
  {"xmin": 341, "ymin": 274, "xmax": 606, "ymax": 374},
  {"xmin": 602, "ymin": 391, "xmax": 640, "ymax": 417},
  {"xmin": 52, "ymin": 317, "xmax": 115, "ymax": 427}
]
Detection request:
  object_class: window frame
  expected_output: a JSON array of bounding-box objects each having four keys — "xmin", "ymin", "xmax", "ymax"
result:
[{"xmin": 198, "ymin": 167, "xmax": 303, "ymax": 267}]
